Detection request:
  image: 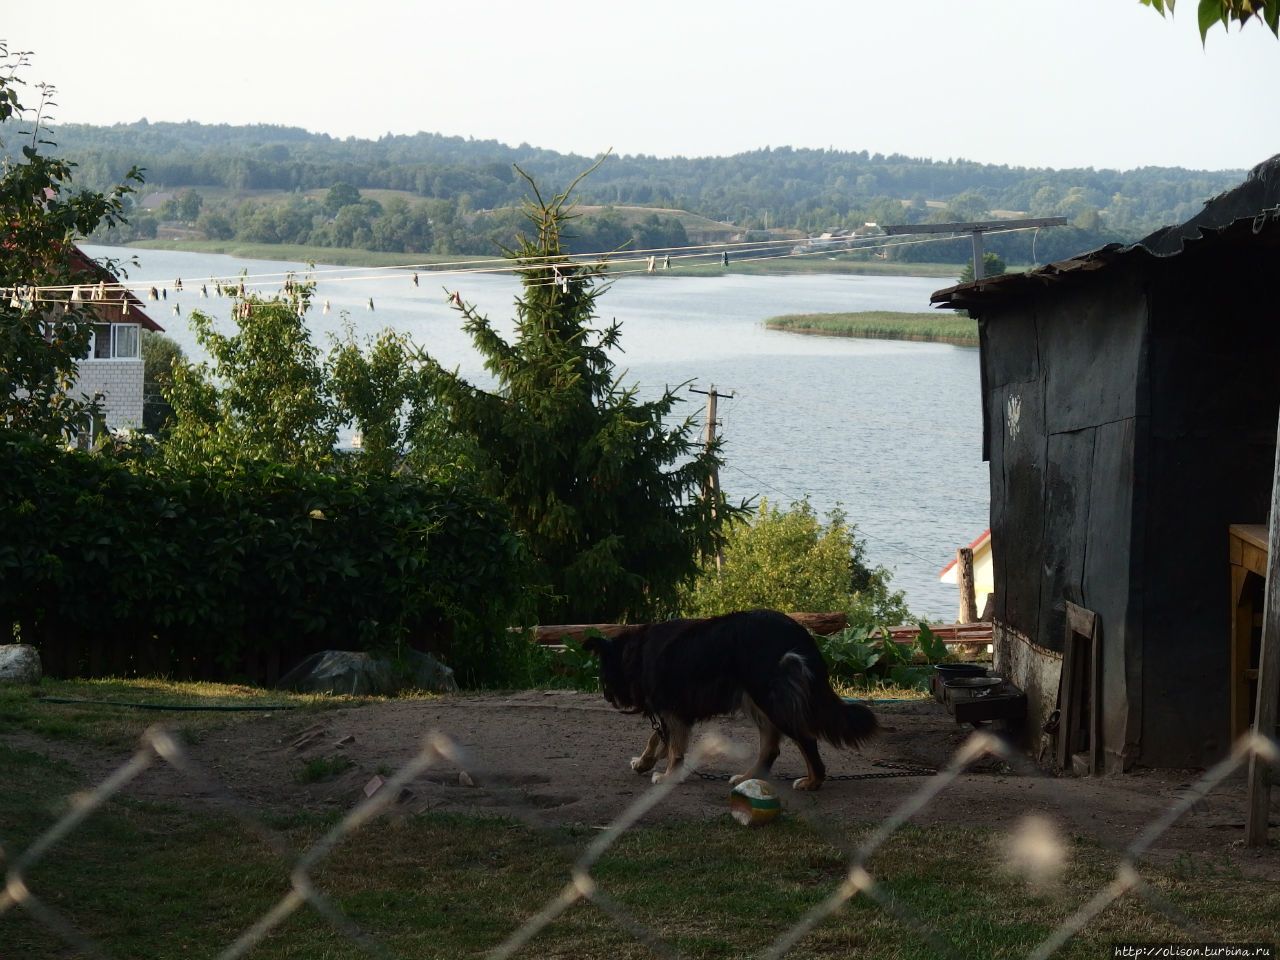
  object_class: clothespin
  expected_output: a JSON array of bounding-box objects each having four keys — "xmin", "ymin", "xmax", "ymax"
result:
[
  {"xmin": 238, "ymin": 281, "xmax": 246, "ymax": 298},
  {"xmin": 200, "ymin": 284, "xmax": 208, "ymax": 297},
  {"xmin": 148, "ymin": 286, "xmax": 159, "ymax": 302},
  {"xmin": 71, "ymin": 285, "xmax": 82, "ymax": 301},
  {"xmin": 95, "ymin": 281, "xmax": 106, "ymax": 300},
  {"xmin": 323, "ymin": 299, "xmax": 331, "ymax": 314},
  {"xmin": 174, "ymin": 278, "xmax": 183, "ymax": 291},
  {"xmin": 412, "ymin": 272, "xmax": 419, "ymax": 287},
  {"xmin": 162, "ymin": 287, "xmax": 167, "ymax": 300},
  {"xmin": 172, "ymin": 304, "xmax": 181, "ymax": 316},
  {"xmin": 122, "ymin": 298, "xmax": 130, "ymax": 316},
  {"xmin": 367, "ymin": 297, "xmax": 375, "ymax": 311}
]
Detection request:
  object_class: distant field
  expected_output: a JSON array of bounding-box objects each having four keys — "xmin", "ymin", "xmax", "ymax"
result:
[{"xmin": 766, "ymin": 310, "xmax": 978, "ymax": 346}]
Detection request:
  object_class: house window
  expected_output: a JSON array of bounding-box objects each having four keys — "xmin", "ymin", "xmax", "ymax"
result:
[{"xmin": 90, "ymin": 323, "xmax": 141, "ymax": 359}]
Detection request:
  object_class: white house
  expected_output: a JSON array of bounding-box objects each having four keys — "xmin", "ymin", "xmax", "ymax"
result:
[{"xmin": 68, "ymin": 247, "xmax": 163, "ymax": 432}]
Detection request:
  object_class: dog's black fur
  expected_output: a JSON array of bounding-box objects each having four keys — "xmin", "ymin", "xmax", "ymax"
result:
[{"xmin": 583, "ymin": 608, "xmax": 877, "ymax": 790}]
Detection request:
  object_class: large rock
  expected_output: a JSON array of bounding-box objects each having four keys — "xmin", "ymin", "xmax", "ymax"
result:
[
  {"xmin": 276, "ymin": 649, "xmax": 457, "ymax": 696},
  {"xmin": 0, "ymin": 644, "xmax": 43, "ymax": 684}
]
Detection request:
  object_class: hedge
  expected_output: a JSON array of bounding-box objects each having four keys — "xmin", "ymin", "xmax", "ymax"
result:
[{"xmin": 0, "ymin": 435, "xmax": 536, "ymax": 686}]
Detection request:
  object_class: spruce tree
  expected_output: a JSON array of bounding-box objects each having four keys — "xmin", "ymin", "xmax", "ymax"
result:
[{"xmin": 426, "ymin": 167, "xmax": 740, "ymax": 623}]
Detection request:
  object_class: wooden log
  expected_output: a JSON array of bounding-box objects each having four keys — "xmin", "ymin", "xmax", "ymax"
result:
[
  {"xmin": 531, "ymin": 611, "xmax": 850, "ymax": 646},
  {"xmin": 786, "ymin": 612, "xmax": 848, "ymax": 635},
  {"xmin": 957, "ymin": 547, "xmax": 977, "ymax": 624},
  {"xmin": 531, "ymin": 624, "xmax": 630, "ymax": 646}
]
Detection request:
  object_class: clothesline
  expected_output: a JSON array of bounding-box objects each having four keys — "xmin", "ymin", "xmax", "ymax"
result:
[{"xmin": 3, "ymin": 225, "xmax": 1041, "ymax": 307}]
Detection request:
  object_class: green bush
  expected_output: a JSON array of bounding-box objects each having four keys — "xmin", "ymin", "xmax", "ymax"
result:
[
  {"xmin": 0, "ymin": 434, "xmax": 536, "ymax": 687},
  {"xmin": 819, "ymin": 622, "xmax": 953, "ymax": 691},
  {"xmin": 679, "ymin": 498, "xmax": 912, "ymax": 630}
]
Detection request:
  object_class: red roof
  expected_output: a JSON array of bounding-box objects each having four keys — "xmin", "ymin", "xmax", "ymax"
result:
[
  {"xmin": 69, "ymin": 246, "xmax": 163, "ymax": 333},
  {"xmin": 938, "ymin": 528, "xmax": 991, "ymax": 578}
]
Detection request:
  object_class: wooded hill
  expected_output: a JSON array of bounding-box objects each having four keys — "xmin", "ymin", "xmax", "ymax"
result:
[{"xmin": 54, "ymin": 120, "xmax": 1250, "ymax": 266}]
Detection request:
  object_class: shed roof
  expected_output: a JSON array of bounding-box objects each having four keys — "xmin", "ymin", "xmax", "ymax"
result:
[{"xmin": 931, "ymin": 154, "xmax": 1280, "ymax": 313}]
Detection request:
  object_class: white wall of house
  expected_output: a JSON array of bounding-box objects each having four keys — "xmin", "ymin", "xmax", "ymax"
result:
[{"xmin": 75, "ymin": 357, "xmax": 145, "ymax": 430}]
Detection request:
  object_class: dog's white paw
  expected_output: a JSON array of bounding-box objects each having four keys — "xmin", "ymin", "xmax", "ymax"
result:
[
  {"xmin": 630, "ymin": 756, "xmax": 655, "ymax": 774},
  {"xmin": 792, "ymin": 777, "xmax": 823, "ymax": 791}
]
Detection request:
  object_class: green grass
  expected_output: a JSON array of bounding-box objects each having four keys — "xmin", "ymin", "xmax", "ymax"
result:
[
  {"xmin": 295, "ymin": 754, "xmax": 357, "ymax": 784},
  {"xmin": 0, "ymin": 677, "xmax": 363, "ymax": 749},
  {"xmin": 2, "ymin": 743, "xmax": 1275, "ymax": 959},
  {"xmin": 766, "ymin": 311, "xmax": 979, "ymax": 346},
  {"xmin": 2, "ymin": 679, "xmax": 1277, "ymax": 958}
]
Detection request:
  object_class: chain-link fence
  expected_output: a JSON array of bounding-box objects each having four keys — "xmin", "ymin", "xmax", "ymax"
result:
[{"xmin": 2, "ymin": 718, "xmax": 1278, "ymax": 959}]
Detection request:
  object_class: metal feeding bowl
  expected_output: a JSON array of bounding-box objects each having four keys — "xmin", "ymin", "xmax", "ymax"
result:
[
  {"xmin": 935, "ymin": 663, "xmax": 988, "ymax": 681},
  {"xmin": 944, "ymin": 676, "xmax": 1003, "ymax": 700}
]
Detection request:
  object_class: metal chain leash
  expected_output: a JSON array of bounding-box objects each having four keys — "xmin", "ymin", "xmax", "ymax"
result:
[{"xmin": 691, "ymin": 758, "xmax": 938, "ymax": 782}]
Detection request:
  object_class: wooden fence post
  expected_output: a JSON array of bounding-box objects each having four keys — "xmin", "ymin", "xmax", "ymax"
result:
[
  {"xmin": 1246, "ymin": 419, "xmax": 1280, "ymax": 846},
  {"xmin": 957, "ymin": 547, "xmax": 977, "ymax": 624}
]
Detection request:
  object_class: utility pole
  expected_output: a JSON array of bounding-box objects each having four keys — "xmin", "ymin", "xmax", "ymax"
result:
[
  {"xmin": 881, "ymin": 217, "xmax": 1067, "ymax": 280},
  {"xmin": 690, "ymin": 383, "xmax": 734, "ymax": 570}
]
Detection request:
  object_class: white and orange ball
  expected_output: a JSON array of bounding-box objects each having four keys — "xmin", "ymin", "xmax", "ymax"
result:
[{"xmin": 729, "ymin": 778, "xmax": 781, "ymax": 826}]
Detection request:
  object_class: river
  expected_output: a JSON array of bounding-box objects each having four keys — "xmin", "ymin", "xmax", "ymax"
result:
[{"xmin": 84, "ymin": 244, "xmax": 988, "ymax": 620}]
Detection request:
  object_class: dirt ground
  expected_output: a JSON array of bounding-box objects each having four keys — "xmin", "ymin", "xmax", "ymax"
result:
[{"xmin": 17, "ymin": 691, "xmax": 1280, "ymax": 878}]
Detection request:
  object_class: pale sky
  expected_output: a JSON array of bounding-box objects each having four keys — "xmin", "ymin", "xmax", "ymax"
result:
[{"xmin": 7, "ymin": 0, "xmax": 1279, "ymax": 172}]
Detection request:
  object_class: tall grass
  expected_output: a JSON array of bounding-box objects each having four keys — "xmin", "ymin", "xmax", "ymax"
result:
[{"xmin": 767, "ymin": 311, "xmax": 978, "ymax": 345}]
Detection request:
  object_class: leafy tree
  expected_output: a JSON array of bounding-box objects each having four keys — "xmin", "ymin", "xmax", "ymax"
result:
[
  {"xmin": 959, "ymin": 252, "xmax": 1007, "ymax": 283},
  {"xmin": 325, "ymin": 325, "xmax": 428, "ymax": 474},
  {"xmin": 196, "ymin": 208, "xmax": 233, "ymax": 240},
  {"xmin": 140, "ymin": 329, "xmax": 184, "ymax": 435},
  {"xmin": 680, "ymin": 498, "xmax": 912, "ymax": 631},
  {"xmin": 425, "ymin": 165, "xmax": 741, "ymax": 623},
  {"xmin": 942, "ymin": 190, "xmax": 990, "ymax": 221},
  {"xmin": 325, "ymin": 181, "xmax": 361, "ymax": 213},
  {"xmin": 163, "ymin": 279, "xmax": 338, "ymax": 468},
  {"xmin": 1141, "ymin": 0, "xmax": 1279, "ymax": 40},
  {"xmin": 175, "ymin": 188, "xmax": 203, "ymax": 221},
  {"xmin": 0, "ymin": 44, "xmax": 142, "ymax": 441}
]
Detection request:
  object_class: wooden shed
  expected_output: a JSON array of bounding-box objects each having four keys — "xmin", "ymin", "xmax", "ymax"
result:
[{"xmin": 931, "ymin": 155, "xmax": 1280, "ymax": 773}]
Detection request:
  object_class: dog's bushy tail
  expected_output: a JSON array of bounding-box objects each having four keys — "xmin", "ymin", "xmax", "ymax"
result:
[
  {"xmin": 774, "ymin": 651, "xmax": 879, "ymax": 748},
  {"xmin": 815, "ymin": 693, "xmax": 879, "ymax": 748}
]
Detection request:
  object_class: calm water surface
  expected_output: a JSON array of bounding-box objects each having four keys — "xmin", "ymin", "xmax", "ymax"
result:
[{"xmin": 86, "ymin": 245, "xmax": 987, "ymax": 618}]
